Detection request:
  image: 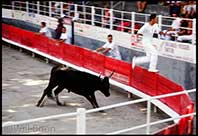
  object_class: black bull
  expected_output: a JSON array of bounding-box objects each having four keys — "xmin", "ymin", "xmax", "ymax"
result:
[{"xmin": 36, "ymin": 65, "xmax": 114, "ymax": 108}]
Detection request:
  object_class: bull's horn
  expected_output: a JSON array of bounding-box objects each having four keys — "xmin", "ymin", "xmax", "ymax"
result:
[{"xmin": 108, "ymin": 71, "xmax": 115, "ymax": 78}]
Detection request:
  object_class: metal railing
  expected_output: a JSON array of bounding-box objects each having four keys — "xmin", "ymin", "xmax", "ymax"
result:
[
  {"xmin": 2, "ymin": 1, "xmax": 196, "ymax": 45},
  {"xmin": 2, "ymin": 89, "xmax": 196, "ymax": 134}
]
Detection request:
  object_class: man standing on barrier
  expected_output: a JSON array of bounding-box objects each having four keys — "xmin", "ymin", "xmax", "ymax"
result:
[
  {"xmin": 95, "ymin": 34, "xmax": 121, "ymax": 60},
  {"xmin": 132, "ymin": 14, "xmax": 162, "ymax": 72}
]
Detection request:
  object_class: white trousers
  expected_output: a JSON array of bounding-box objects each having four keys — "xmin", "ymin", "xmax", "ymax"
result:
[{"xmin": 134, "ymin": 41, "xmax": 158, "ymax": 70}]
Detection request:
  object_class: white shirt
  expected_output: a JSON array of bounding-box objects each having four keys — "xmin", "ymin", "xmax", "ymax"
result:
[
  {"xmin": 60, "ymin": 32, "xmax": 68, "ymax": 43},
  {"xmin": 171, "ymin": 18, "xmax": 181, "ymax": 30},
  {"xmin": 137, "ymin": 22, "xmax": 160, "ymax": 43},
  {"xmin": 102, "ymin": 41, "xmax": 121, "ymax": 60},
  {"xmin": 39, "ymin": 27, "xmax": 52, "ymax": 38}
]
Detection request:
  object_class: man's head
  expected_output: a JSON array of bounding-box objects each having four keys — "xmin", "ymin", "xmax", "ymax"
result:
[
  {"xmin": 149, "ymin": 14, "xmax": 157, "ymax": 25},
  {"xmin": 107, "ymin": 34, "xmax": 113, "ymax": 43},
  {"xmin": 61, "ymin": 27, "xmax": 66, "ymax": 33},
  {"xmin": 41, "ymin": 22, "xmax": 46, "ymax": 28}
]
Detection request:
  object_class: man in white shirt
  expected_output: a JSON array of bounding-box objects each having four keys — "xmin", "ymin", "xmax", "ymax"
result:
[
  {"xmin": 160, "ymin": 17, "xmax": 181, "ymax": 40},
  {"xmin": 132, "ymin": 14, "xmax": 162, "ymax": 72},
  {"xmin": 38, "ymin": 22, "xmax": 52, "ymax": 38},
  {"xmin": 58, "ymin": 27, "xmax": 68, "ymax": 43},
  {"xmin": 95, "ymin": 34, "xmax": 121, "ymax": 60}
]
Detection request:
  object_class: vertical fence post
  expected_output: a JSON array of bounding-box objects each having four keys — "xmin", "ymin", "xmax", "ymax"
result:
[
  {"xmin": 146, "ymin": 99, "xmax": 151, "ymax": 134},
  {"xmin": 37, "ymin": 1, "xmax": 40, "ymax": 14},
  {"xmin": 91, "ymin": 6, "xmax": 95, "ymax": 26},
  {"xmin": 110, "ymin": 9, "xmax": 113, "ymax": 30},
  {"xmin": 101, "ymin": 8, "xmax": 104, "ymax": 28},
  {"xmin": 49, "ymin": 1, "xmax": 51, "ymax": 17},
  {"xmin": 74, "ymin": 4, "xmax": 77, "ymax": 16},
  {"xmin": 26, "ymin": 1, "xmax": 29, "ymax": 13},
  {"xmin": 192, "ymin": 18, "xmax": 196, "ymax": 45},
  {"xmin": 121, "ymin": 11, "xmax": 124, "ymax": 32},
  {"xmin": 131, "ymin": 12, "xmax": 135, "ymax": 35},
  {"xmin": 60, "ymin": 2, "xmax": 63, "ymax": 17},
  {"xmin": 158, "ymin": 15, "xmax": 162, "ymax": 39},
  {"xmin": 122, "ymin": 1, "xmax": 125, "ymax": 10},
  {"xmin": 12, "ymin": 1, "xmax": 14, "ymax": 10},
  {"xmin": 83, "ymin": 5, "xmax": 86, "ymax": 24},
  {"xmin": 110, "ymin": 1, "xmax": 113, "ymax": 9},
  {"xmin": 74, "ymin": 4, "xmax": 78, "ymax": 21},
  {"xmin": 76, "ymin": 108, "xmax": 86, "ymax": 134}
]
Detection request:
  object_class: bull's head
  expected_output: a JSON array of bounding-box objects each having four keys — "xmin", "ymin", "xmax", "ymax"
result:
[{"xmin": 100, "ymin": 71, "xmax": 114, "ymax": 97}]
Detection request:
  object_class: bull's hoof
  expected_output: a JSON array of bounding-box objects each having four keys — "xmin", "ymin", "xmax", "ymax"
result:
[
  {"xmin": 57, "ymin": 102, "xmax": 63, "ymax": 106},
  {"xmin": 47, "ymin": 94, "xmax": 54, "ymax": 99},
  {"xmin": 99, "ymin": 110, "xmax": 105, "ymax": 113},
  {"xmin": 48, "ymin": 96, "xmax": 55, "ymax": 101},
  {"xmin": 36, "ymin": 103, "xmax": 40, "ymax": 107}
]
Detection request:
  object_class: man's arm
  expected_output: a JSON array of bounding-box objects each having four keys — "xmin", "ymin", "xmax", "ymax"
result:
[
  {"xmin": 136, "ymin": 23, "xmax": 146, "ymax": 40},
  {"xmin": 57, "ymin": 39, "xmax": 65, "ymax": 43},
  {"xmin": 102, "ymin": 48, "xmax": 111, "ymax": 54},
  {"xmin": 95, "ymin": 47, "xmax": 105, "ymax": 52},
  {"xmin": 35, "ymin": 32, "xmax": 44, "ymax": 35}
]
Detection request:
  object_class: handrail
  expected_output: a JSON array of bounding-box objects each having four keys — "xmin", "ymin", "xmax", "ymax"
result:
[
  {"xmin": 107, "ymin": 112, "xmax": 196, "ymax": 134},
  {"xmin": 2, "ymin": 88, "xmax": 195, "ymax": 132}
]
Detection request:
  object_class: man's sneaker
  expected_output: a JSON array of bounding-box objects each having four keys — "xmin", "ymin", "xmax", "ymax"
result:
[
  {"xmin": 148, "ymin": 69, "xmax": 159, "ymax": 73},
  {"xmin": 132, "ymin": 56, "xmax": 136, "ymax": 69}
]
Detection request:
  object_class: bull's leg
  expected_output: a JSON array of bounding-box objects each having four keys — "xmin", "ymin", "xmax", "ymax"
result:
[
  {"xmin": 90, "ymin": 94, "xmax": 99, "ymax": 108},
  {"xmin": 90, "ymin": 94, "xmax": 105, "ymax": 112},
  {"xmin": 46, "ymin": 80, "xmax": 58, "ymax": 99},
  {"xmin": 85, "ymin": 95, "xmax": 97, "ymax": 108},
  {"xmin": 54, "ymin": 86, "xmax": 64, "ymax": 106},
  {"xmin": 36, "ymin": 84, "xmax": 57, "ymax": 107},
  {"xmin": 36, "ymin": 88, "xmax": 50, "ymax": 107}
]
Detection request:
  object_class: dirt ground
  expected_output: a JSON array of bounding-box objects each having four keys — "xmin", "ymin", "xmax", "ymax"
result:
[{"xmin": 2, "ymin": 43, "xmax": 178, "ymax": 134}]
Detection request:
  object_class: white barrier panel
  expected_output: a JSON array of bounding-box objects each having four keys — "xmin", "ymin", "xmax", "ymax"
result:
[
  {"xmin": 2, "ymin": 9, "xmax": 12, "ymax": 19},
  {"xmin": 74, "ymin": 22, "xmax": 196, "ymax": 64}
]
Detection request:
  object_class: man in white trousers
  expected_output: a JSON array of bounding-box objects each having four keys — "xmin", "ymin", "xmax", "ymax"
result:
[{"xmin": 132, "ymin": 14, "xmax": 162, "ymax": 72}]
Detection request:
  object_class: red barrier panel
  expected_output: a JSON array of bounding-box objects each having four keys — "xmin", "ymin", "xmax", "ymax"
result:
[
  {"xmin": 180, "ymin": 95, "xmax": 194, "ymax": 115},
  {"xmin": 2, "ymin": 24, "xmax": 11, "ymax": 39},
  {"xmin": 63, "ymin": 44, "xmax": 83, "ymax": 66},
  {"xmin": 104, "ymin": 57, "xmax": 132, "ymax": 85},
  {"xmin": 82, "ymin": 49, "xmax": 105, "ymax": 74},
  {"xmin": 131, "ymin": 66, "xmax": 157, "ymax": 96},
  {"xmin": 48, "ymin": 39, "xmax": 64, "ymax": 59},
  {"xmin": 178, "ymin": 117, "xmax": 189, "ymax": 135},
  {"xmin": 21, "ymin": 30, "xmax": 34, "ymax": 47},
  {"xmin": 178, "ymin": 103, "xmax": 194, "ymax": 134},
  {"xmin": 157, "ymin": 75, "xmax": 184, "ymax": 114},
  {"xmin": 8, "ymin": 25, "xmax": 22, "ymax": 44},
  {"xmin": 33, "ymin": 34, "xmax": 49, "ymax": 53}
]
